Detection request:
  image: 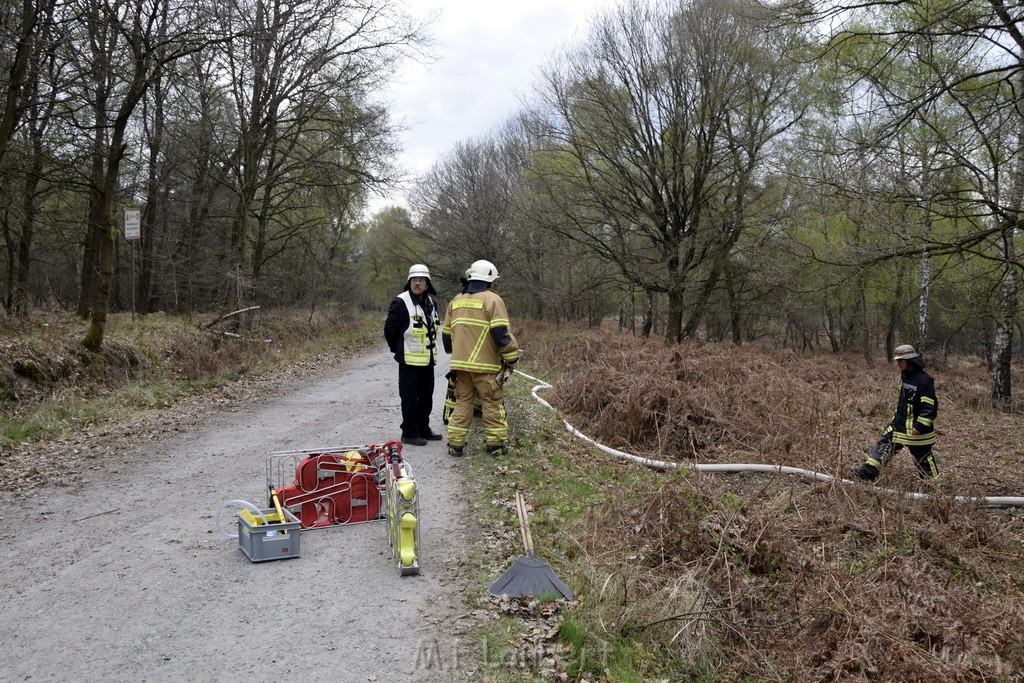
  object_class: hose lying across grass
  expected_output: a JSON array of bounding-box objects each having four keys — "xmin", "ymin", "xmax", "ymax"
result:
[{"xmin": 516, "ymin": 369, "xmax": 1024, "ymax": 508}]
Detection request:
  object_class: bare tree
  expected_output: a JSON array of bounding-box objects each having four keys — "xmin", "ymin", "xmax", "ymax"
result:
[
  {"xmin": 216, "ymin": 0, "xmax": 422, "ymax": 313},
  {"xmin": 410, "ymin": 134, "xmax": 518, "ymax": 273},
  {"xmin": 0, "ymin": 0, "xmax": 426, "ymax": 326},
  {"xmin": 1, "ymin": 0, "xmax": 60, "ymax": 315},
  {"xmin": 800, "ymin": 0, "xmax": 1024, "ymax": 398},
  {"xmin": 58, "ymin": 0, "xmax": 226, "ymax": 350},
  {"xmin": 527, "ymin": 0, "xmax": 809, "ymax": 343},
  {"xmin": 159, "ymin": 51, "xmax": 233, "ymax": 312},
  {"xmin": 0, "ymin": 0, "xmax": 54, "ymax": 170}
]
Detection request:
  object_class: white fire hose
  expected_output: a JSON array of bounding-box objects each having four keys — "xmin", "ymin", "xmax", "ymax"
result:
[{"xmin": 515, "ymin": 369, "xmax": 1024, "ymax": 508}]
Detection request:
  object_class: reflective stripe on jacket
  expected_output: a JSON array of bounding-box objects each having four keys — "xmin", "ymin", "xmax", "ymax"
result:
[
  {"xmin": 442, "ymin": 290, "xmax": 518, "ymax": 373},
  {"xmin": 889, "ymin": 366, "xmax": 938, "ymax": 446}
]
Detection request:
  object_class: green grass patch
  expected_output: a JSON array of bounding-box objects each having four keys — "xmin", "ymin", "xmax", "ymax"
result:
[
  {"xmin": 457, "ymin": 362, "xmax": 726, "ymax": 682},
  {"xmin": 2, "ymin": 401, "xmax": 88, "ymax": 443}
]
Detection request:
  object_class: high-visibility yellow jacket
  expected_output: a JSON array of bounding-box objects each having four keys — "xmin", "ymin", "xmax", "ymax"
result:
[
  {"xmin": 442, "ymin": 289, "xmax": 518, "ymax": 374},
  {"xmin": 384, "ymin": 291, "xmax": 439, "ymax": 366}
]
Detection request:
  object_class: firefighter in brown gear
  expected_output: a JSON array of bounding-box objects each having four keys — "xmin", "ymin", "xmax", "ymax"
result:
[
  {"xmin": 851, "ymin": 344, "xmax": 939, "ymax": 481},
  {"xmin": 441, "ymin": 259, "xmax": 519, "ymax": 457}
]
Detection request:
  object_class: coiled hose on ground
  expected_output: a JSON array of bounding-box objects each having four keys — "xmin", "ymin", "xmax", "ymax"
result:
[{"xmin": 515, "ymin": 369, "xmax": 1024, "ymax": 508}]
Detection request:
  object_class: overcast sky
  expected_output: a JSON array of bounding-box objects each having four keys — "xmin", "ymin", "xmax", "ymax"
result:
[{"xmin": 369, "ymin": 0, "xmax": 613, "ymax": 215}]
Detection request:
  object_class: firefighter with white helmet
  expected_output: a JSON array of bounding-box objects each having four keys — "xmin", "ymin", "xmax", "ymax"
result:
[
  {"xmin": 852, "ymin": 344, "xmax": 940, "ymax": 481},
  {"xmin": 384, "ymin": 264, "xmax": 444, "ymax": 446},
  {"xmin": 442, "ymin": 259, "xmax": 519, "ymax": 457}
]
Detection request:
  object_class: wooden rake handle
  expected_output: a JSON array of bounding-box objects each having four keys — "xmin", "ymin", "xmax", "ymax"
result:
[{"xmin": 515, "ymin": 489, "xmax": 534, "ymax": 555}]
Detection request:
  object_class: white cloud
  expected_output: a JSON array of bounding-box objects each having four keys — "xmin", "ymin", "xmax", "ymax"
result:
[{"xmin": 368, "ymin": 0, "xmax": 609, "ymax": 215}]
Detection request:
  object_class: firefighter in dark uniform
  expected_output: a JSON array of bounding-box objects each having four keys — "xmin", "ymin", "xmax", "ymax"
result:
[
  {"xmin": 384, "ymin": 264, "xmax": 443, "ymax": 446},
  {"xmin": 852, "ymin": 344, "xmax": 939, "ymax": 481}
]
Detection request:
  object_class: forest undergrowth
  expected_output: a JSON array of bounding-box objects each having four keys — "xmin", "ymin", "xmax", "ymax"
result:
[
  {"xmin": 3, "ymin": 312, "xmax": 1023, "ymax": 679},
  {"xmin": 515, "ymin": 321, "xmax": 1024, "ymax": 681},
  {"xmin": 0, "ymin": 309, "xmax": 376, "ymax": 494}
]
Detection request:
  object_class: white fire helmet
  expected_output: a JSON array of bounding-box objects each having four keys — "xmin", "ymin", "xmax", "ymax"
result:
[
  {"xmin": 467, "ymin": 259, "xmax": 499, "ymax": 283},
  {"xmin": 892, "ymin": 344, "xmax": 919, "ymax": 361},
  {"xmin": 407, "ymin": 264, "xmax": 431, "ymax": 282}
]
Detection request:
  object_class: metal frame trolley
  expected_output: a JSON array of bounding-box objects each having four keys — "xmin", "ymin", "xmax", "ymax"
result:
[{"xmin": 266, "ymin": 440, "xmax": 420, "ymax": 575}]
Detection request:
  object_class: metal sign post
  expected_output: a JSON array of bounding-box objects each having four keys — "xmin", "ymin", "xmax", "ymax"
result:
[{"xmin": 124, "ymin": 207, "xmax": 141, "ymax": 321}]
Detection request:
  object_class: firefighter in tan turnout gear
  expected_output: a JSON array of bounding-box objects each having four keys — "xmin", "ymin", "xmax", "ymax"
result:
[{"xmin": 442, "ymin": 259, "xmax": 519, "ymax": 457}]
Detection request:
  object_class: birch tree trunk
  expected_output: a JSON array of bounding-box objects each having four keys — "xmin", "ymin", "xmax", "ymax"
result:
[
  {"xmin": 990, "ymin": 67, "xmax": 1024, "ymax": 401},
  {"xmin": 918, "ymin": 210, "xmax": 932, "ymax": 350},
  {"xmin": 990, "ymin": 232, "xmax": 1018, "ymax": 402}
]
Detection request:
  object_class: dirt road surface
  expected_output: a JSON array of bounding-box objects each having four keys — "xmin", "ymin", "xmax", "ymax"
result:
[{"xmin": 1, "ymin": 348, "xmax": 477, "ymax": 682}]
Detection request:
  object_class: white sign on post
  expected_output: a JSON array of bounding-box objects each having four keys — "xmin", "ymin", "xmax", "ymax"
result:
[{"xmin": 124, "ymin": 207, "xmax": 141, "ymax": 240}]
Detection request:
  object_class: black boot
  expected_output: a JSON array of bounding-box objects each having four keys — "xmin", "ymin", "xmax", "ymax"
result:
[{"xmin": 850, "ymin": 462, "xmax": 880, "ymax": 481}]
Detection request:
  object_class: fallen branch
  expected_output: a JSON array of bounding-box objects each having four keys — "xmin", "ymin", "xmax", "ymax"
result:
[
  {"xmin": 73, "ymin": 507, "xmax": 121, "ymax": 523},
  {"xmin": 201, "ymin": 306, "xmax": 261, "ymax": 330},
  {"xmin": 621, "ymin": 606, "xmax": 732, "ymax": 633},
  {"xmin": 206, "ymin": 329, "xmax": 273, "ymax": 343}
]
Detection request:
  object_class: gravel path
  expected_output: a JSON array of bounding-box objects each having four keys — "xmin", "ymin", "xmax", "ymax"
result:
[{"xmin": 0, "ymin": 348, "xmax": 476, "ymax": 682}]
